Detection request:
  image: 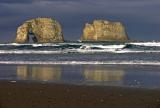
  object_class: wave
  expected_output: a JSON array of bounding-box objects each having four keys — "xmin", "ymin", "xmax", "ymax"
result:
[
  {"xmin": 0, "ymin": 42, "xmax": 160, "ymax": 54},
  {"xmin": 128, "ymin": 42, "xmax": 160, "ymax": 47},
  {"xmin": 1, "ymin": 41, "xmax": 160, "ymax": 47},
  {"xmin": 0, "ymin": 50, "xmax": 64, "ymax": 54},
  {"xmin": 0, "ymin": 49, "xmax": 160, "ymax": 54},
  {"xmin": 0, "ymin": 43, "xmax": 82, "ymax": 47},
  {"xmin": 80, "ymin": 44, "xmax": 125, "ymax": 49},
  {"xmin": 0, "ymin": 60, "xmax": 160, "ymax": 65}
]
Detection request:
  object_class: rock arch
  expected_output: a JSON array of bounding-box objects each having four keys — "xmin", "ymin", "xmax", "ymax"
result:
[{"xmin": 15, "ymin": 18, "xmax": 64, "ymax": 43}]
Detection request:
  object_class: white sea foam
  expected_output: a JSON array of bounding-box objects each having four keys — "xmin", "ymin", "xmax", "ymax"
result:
[
  {"xmin": 0, "ymin": 42, "xmax": 160, "ymax": 47},
  {"xmin": 129, "ymin": 42, "xmax": 160, "ymax": 47},
  {"xmin": 0, "ymin": 50, "xmax": 65, "ymax": 54},
  {"xmin": 0, "ymin": 49, "xmax": 160, "ymax": 54},
  {"xmin": 80, "ymin": 44, "xmax": 125, "ymax": 49},
  {"xmin": 0, "ymin": 42, "xmax": 160, "ymax": 54},
  {"xmin": 32, "ymin": 43, "xmax": 61, "ymax": 47},
  {"xmin": 0, "ymin": 43, "xmax": 26, "ymax": 46},
  {"xmin": 0, "ymin": 43, "xmax": 61, "ymax": 47},
  {"xmin": 113, "ymin": 49, "xmax": 160, "ymax": 53},
  {"xmin": 0, "ymin": 60, "xmax": 160, "ymax": 65}
]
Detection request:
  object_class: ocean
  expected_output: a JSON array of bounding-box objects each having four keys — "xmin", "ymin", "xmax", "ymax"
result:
[{"xmin": 0, "ymin": 41, "xmax": 160, "ymax": 89}]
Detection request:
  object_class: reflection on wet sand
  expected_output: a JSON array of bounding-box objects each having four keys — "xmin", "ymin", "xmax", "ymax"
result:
[
  {"xmin": 17, "ymin": 65, "xmax": 126, "ymax": 86},
  {"xmin": 83, "ymin": 67, "xmax": 125, "ymax": 82},
  {"xmin": 3, "ymin": 64, "xmax": 160, "ymax": 88},
  {"xmin": 17, "ymin": 65, "xmax": 61, "ymax": 81}
]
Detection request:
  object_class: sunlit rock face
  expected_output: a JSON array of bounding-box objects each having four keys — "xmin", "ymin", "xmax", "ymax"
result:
[
  {"xmin": 81, "ymin": 20, "xmax": 129, "ymax": 41},
  {"xmin": 17, "ymin": 66, "xmax": 61, "ymax": 81},
  {"xmin": 15, "ymin": 18, "xmax": 64, "ymax": 43}
]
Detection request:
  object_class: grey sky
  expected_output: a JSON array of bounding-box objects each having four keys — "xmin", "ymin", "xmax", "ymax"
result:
[{"xmin": 0, "ymin": 0, "xmax": 160, "ymax": 42}]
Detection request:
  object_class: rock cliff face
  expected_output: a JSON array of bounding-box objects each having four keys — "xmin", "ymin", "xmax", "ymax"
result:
[
  {"xmin": 15, "ymin": 18, "xmax": 64, "ymax": 43},
  {"xmin": 81, "ymin": 20, "xmax": 129, "ymax": 41}
]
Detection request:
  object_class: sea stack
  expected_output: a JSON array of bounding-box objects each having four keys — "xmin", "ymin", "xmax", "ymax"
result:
[
  {"xmin": 81, "ymin": 20, "xmax": 129, "ymax": 42},
  {"xmin": 15, "ymin": 18, "xmax": 64, "ymax": 43}
]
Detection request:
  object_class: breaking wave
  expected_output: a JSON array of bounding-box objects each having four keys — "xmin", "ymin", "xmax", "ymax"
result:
[
  {"xmin": 0, "ymin": 60, "xmax": 160, "ymax": 65},
  {"xmin": 0, "ymin": 41, "xmax": 160, "ymax": 54},
  {"xmin": 128, "ymin": 42, "xmax": 160, "ymax": 47}
]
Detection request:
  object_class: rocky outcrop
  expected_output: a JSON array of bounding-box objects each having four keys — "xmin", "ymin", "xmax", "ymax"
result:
[
  {"xmin": 15, "ymin": 18, "xmax": 64, "ymax": 43},
  {"xmin": 81, "ymin": 20, "xmax": 129, "ymax": 41}
]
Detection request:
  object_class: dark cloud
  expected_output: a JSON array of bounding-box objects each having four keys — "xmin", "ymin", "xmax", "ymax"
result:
[
  {"xmin": 0, "ymin": 0, "xmax": 85, "ymax": 4},
  {"xmin": 0, "ymin": 0, "xmax": 33, "ymax": 4},
  {"xmin": 0, "ymin": 0, "xmax": 160, "ymax": 42}
]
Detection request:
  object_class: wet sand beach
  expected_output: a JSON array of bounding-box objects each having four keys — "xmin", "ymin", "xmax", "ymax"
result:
[
  {"xmin": 0, "ymin": 81, "xmax": 160, "ymax": 108},
  {"xmin": 0, "ymin": 64, "xmax": 160, "ymax": 108}
]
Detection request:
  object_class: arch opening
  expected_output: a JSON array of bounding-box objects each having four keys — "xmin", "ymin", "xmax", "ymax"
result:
[
  {"xmin": 28, "ymin": 34, "xmax": 38, "ymax": 43},
  {"xmin": 28, "ymin": 28, "xmax": 38, "ymax": 43}
]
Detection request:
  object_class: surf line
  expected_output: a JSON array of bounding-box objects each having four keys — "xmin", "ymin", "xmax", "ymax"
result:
[{"xmin": 0, "ymin": 61, "xmax": 160, "ymax": 66}]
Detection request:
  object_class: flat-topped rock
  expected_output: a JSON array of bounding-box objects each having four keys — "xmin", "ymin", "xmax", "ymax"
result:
[
  {"xmin": 15, "ymin": 18, "xmax": 64, "ymax": 43},
  {"xmin": 81, "ymin": 20, "xmax": 129, "ymax": 41}
]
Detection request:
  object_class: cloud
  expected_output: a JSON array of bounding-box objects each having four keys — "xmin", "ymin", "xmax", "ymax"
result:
[
  {"xmin": 0, "ymin": 0, "xmax": 160, "ymax": 41},
  {"xmin": 0, "ymin": 0, "xmax": 33, "ymax": 4}
]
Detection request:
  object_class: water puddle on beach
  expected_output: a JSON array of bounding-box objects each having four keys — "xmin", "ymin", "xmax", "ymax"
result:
[{"xmin": 0, "ymin": 64, "xmax": 160, "ymax": 89}]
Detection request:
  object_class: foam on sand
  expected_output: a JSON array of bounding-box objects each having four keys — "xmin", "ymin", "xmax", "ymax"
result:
[{"xmin": 0, "ymin": 60, "xmax": 160, "ymax": 65}]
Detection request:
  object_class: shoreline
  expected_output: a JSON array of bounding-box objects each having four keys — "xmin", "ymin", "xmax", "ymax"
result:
[{"xmin": 0, "ymin": 81, "xmax": 160, "ymax": 108}]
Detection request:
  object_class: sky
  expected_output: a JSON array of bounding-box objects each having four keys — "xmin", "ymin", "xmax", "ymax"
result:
[{"xmin": 0, "ymin": 0, "xmax": 160, "ymax": 42}]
